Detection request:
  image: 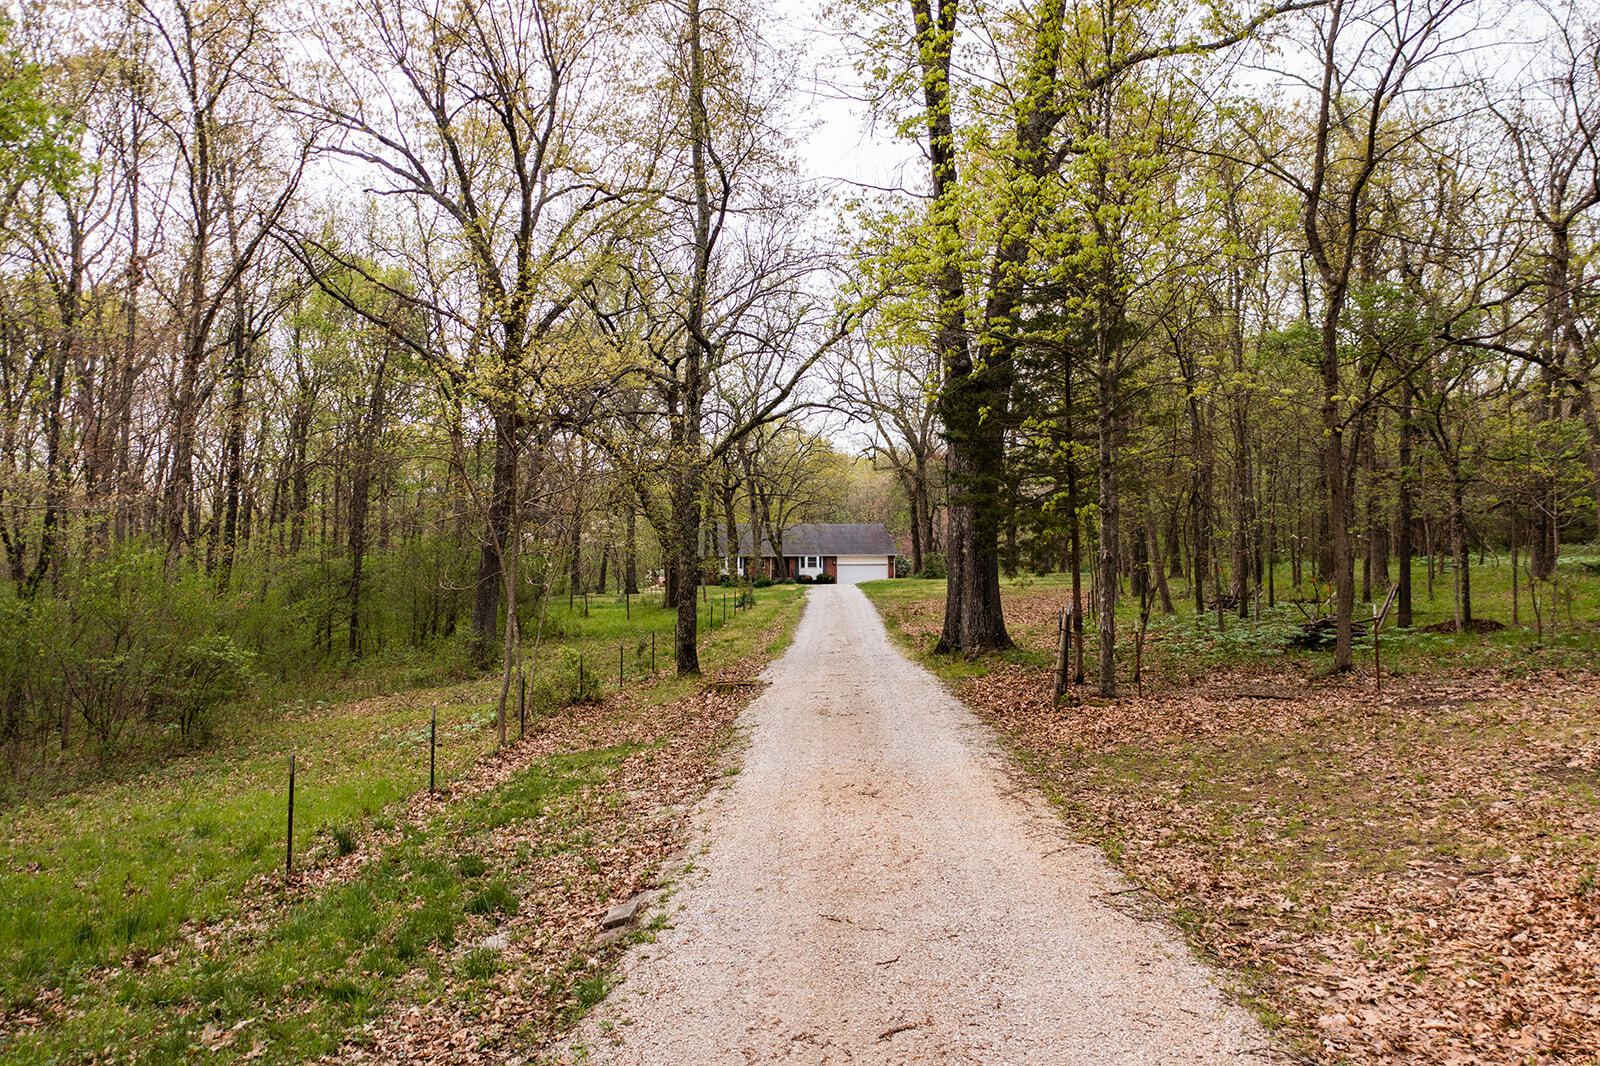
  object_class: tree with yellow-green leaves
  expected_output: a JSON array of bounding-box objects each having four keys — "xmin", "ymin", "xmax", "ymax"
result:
[{"xmin": 842, "ymin": 0, "xmax": 1328, "ymax": 671}]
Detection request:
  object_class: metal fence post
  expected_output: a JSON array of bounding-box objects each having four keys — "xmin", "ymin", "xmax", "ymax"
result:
[{"xmin": 286, "ymin": 753, "xmax": 296, "ymax": 875}]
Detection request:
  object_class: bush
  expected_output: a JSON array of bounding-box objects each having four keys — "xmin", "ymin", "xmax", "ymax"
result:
[
  {"xmin": 753, "ymin": 578, "xmax": 774, "ymax": 589},
  {"xmin": 814, "ymin": 573, "xmax": 836, "ymax": 584},
  {"xmin": 9, "ymin": 544, "xmax": 255, "ymax": 755},
  {"xmin": 526, "ymin": 646, "xmax": 605, "ymax": 711},
  {"xmin": 918, "ymin": 553, "xmax": 948, "ymax": 579},
  {"xmin": 797, "ymin": 574, "xmax": 813, "ymax": 584},
  {"xmin": 156, "ymin": 634, "xmax": 253, "ymax": 742}
]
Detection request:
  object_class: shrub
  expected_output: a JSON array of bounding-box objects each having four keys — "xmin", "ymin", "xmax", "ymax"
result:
[
  {"xmin": 814, "ymin": 574, "xmax": 836, "ymax": 585},
  {"xmin": 526, "ymin": 646, "xmax": 605, "ymax": 711},
  {"xmin": 753, "ymin": 578, "xmax": 774, "ymax": 588},
  {"xmin": 918, "ymin": 553, "xmax": 948, "ymax": 579},
  {"xmin": 156, "ymin": 634, "xmax": 253, "ymax": 742},
  {"xmin": 12, "ymin": 544, "xmax": 255, "ymax": 754},
  {"xmin": 797, "ymin": 574, "xmax": 813, "ymax": 584}
]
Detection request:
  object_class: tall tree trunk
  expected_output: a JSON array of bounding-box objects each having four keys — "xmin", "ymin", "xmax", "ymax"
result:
[
  {"xmin": 25, "ymin": 270, "xmax": 77, "ymax": 597},
  {"xmin": 1065, "ymin": 381, "xmax": 1085, "ymax": 685},
  {"xmin": 218, "ymin": 318, "xmax": 248, "ymax": 592},
  {"xmin": 471, "ymin": 403, "xmax": 517, "ymax": 661},
  {"xmin": 905, "ymin": 469, "xmax": 924, "ymax": 575},
  {"xmin": 914, "ymin": 452, "xmax": 933, "ymax": 572},
  {"xmin": 1396, "ymin": 380, "xmax": 1414, "ymax": 627},
  {"xmin": 1321, "ymin": 302, "xmax": 1355, "ymax": 670},
  {"xmin": 911, "ymin": 0, "xmax": 1011, "ymax": 654},
  {"xmin": 348, "ymin": 347, "xmax": 390, "ymax": 656},
  {"xmin": 624, "ymin": 501, "xmax": 639, "ymax": 595},
  {"xmin": 1449, "ymin": 465, "xmax": 1471, "ymax": 629},
  {"xmin": 673, "ymin": 0, "xmax": 714, "ymax": 675},
  {"xmin": 1229, "ymin": 322, "xmax": 1252, "ymax": 619},
  {"xmin": 1147, "ymin": 507, "xmax": 1173, "ymax": 614},
  {"xmin": 1095, "ymin": 310, "xmax": 1121, "ymax": 697}
]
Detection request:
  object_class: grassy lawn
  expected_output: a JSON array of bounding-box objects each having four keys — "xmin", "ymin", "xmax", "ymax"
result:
[
  {"xmin": 866, "ymin": 553, "xmax": 1600, "ymax": 686},
  {"xmin": 862, "ymin": 564, "xmax": 1600, "ymax": 1065},
  {"xmin": 0, "ymin": 584, "xmax": 805, "ymax": 1064}
]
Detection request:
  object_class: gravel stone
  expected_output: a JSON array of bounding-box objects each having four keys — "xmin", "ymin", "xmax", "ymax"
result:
[{"xmin": 565, "ymin": 585, "xmax": 1273, "ymax": 1064}]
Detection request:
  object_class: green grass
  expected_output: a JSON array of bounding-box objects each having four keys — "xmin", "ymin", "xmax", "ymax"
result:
[
  {"xmin": 4, "ymin": 742, "xmax": 639, "ymax": 1064},
  {"xmin": 0, "ymin": 582, "xmax": 806, "ymax": 1064},
  {"xmin": 862, "ymin": 552, "xmax": 1600, "ymax": 684},
  {"xmin": 0, "ymin": 688, "xmax": 500, "ymax": 1022}
]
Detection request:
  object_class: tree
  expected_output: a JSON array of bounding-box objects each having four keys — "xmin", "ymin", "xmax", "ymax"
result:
[
  {"xmin": 299, "ymin": 0, "xmax": 644, "ymax": 663},
  {"xmin": 1494, "ymin": 3, "xmax": 1600, "ymax": 574},
  {"xmin": 866, "ymin": 0, "xmax": 1325, "ymax": 655},
  {"xmin": 601, "ymin": 0, "xmax": 851, "ymax": 674},
  {"xmin": 141, "ymin": 0, "xmax": 311, "ymax": 567},
  {"xmin": 1239, "ymin": 0, "xmax": 1472, "ymax": 669}
]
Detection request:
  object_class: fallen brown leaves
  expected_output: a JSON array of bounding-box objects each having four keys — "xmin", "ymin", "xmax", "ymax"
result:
[
  {"xmin": 332, "ymin": 649, "xmax": 782, "ymax": 1065},
  {"xmin": 964, "ymin": 658, "xmax": 1600, "ymax": 1065}
]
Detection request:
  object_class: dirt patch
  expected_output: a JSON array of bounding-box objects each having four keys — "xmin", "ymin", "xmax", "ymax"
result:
[{"xmin": 1421, "ymin": 618, "xmax": 1508, "ymax": 634}]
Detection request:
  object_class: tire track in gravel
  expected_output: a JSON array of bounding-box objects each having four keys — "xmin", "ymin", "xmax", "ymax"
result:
[{"xmin": 561, "ymin": 585, "xmax": 1276, "ymax": 1065}]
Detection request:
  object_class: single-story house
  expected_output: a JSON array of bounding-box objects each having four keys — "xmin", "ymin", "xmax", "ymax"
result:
[{"xmin": 717, "ymin": 522, "xmax": 898, "ymax": 584}]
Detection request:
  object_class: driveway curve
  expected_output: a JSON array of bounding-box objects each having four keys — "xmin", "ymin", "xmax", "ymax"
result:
[{"xmin": 564, "ymin": 584, "xmax": 1272, "ymax": 1065}]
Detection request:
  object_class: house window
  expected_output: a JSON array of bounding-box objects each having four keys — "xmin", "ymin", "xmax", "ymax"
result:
[{"xmin": 803, "ymin": 556, "xmax": 819, "ymax": 569}]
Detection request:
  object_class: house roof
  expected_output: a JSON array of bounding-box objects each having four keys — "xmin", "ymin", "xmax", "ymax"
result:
[
  {"xmin": 771, "ymin": 522, "xmax": 898, "ymax": 557},
  {"xmin": 715, "ymin": 522, "xmax": 898, "ymax": 558}
]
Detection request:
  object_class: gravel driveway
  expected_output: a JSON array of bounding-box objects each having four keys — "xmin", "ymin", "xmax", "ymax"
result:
[{"xmin": 563, "ymin": 585, "xmax": 1273, "ymax": 1064}]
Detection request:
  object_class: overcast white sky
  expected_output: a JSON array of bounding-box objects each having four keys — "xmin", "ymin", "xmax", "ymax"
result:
[{"xmin": 767, "ymin": 0, "xmax": 923, "ymax": 194}]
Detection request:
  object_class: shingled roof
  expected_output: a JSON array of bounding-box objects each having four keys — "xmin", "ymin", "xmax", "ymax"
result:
[
  {"xmin": 716, "ymin": 522, "xmax": 898, "ymax": 558},
  {"xmin": 766, "ymin": 523, "xmax": 897, "ymax": 557}
]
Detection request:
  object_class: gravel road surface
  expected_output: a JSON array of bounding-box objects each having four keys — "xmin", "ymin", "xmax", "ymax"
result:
[{"xmin": 562, "ymin": 584, "xmax": 1272, "ymax": 1065}]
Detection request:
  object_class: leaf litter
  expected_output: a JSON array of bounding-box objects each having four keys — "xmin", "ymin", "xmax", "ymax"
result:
[
  {"xmin": 952, "ymin": 639, "xmax": 1600, "ymax": 1062},
  {"xmin": 329, "ymin": 644, "xmax": 784, "ymax": 1065}
]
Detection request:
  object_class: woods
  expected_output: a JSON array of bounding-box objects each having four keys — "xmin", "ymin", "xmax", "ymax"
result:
[
  {"xmin": 847, "ymin": 0, "xmax": 1600, "ymax": 693},
  {"xmin": 4, "ymin": 0, "xmax": 1600, "ymax": 755},
  {"xmin": 0, "ymin": 0, "xmax": 862, "ymax": 772},
  {"xmin": 8, "ymin": 1, "xmax": 1600, "ymax": 1062}
]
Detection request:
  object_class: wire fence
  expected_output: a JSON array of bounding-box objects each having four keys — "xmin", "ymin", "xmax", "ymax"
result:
[{"xmin": 4, "ymin": 582, "xmax": 781, "ymax": 979}]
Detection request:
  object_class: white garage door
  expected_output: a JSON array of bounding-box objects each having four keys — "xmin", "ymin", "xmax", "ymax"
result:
[{"xmin": 834, "ymin": 555, "xmax": 890, "ymax": 584}]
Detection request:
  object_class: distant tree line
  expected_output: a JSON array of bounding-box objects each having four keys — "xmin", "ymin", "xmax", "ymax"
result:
[{"xmin": 7, "ymin": 0, "xmax": 1600, "ymax": 769}]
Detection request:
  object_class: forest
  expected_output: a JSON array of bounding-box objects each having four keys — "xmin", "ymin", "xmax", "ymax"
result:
[{"xmin": 2, "ymin": 0, "xmax": 1599, "ymax": 766}]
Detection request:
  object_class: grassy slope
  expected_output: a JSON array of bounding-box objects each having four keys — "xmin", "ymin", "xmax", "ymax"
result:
[
  {"xmin": 862, "ymin": 564, "xmax": 1600, "ymax": 1065},
  {"xmin": 1, "ymin": 584, "xmax": 806, "ymax": 1065}
]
